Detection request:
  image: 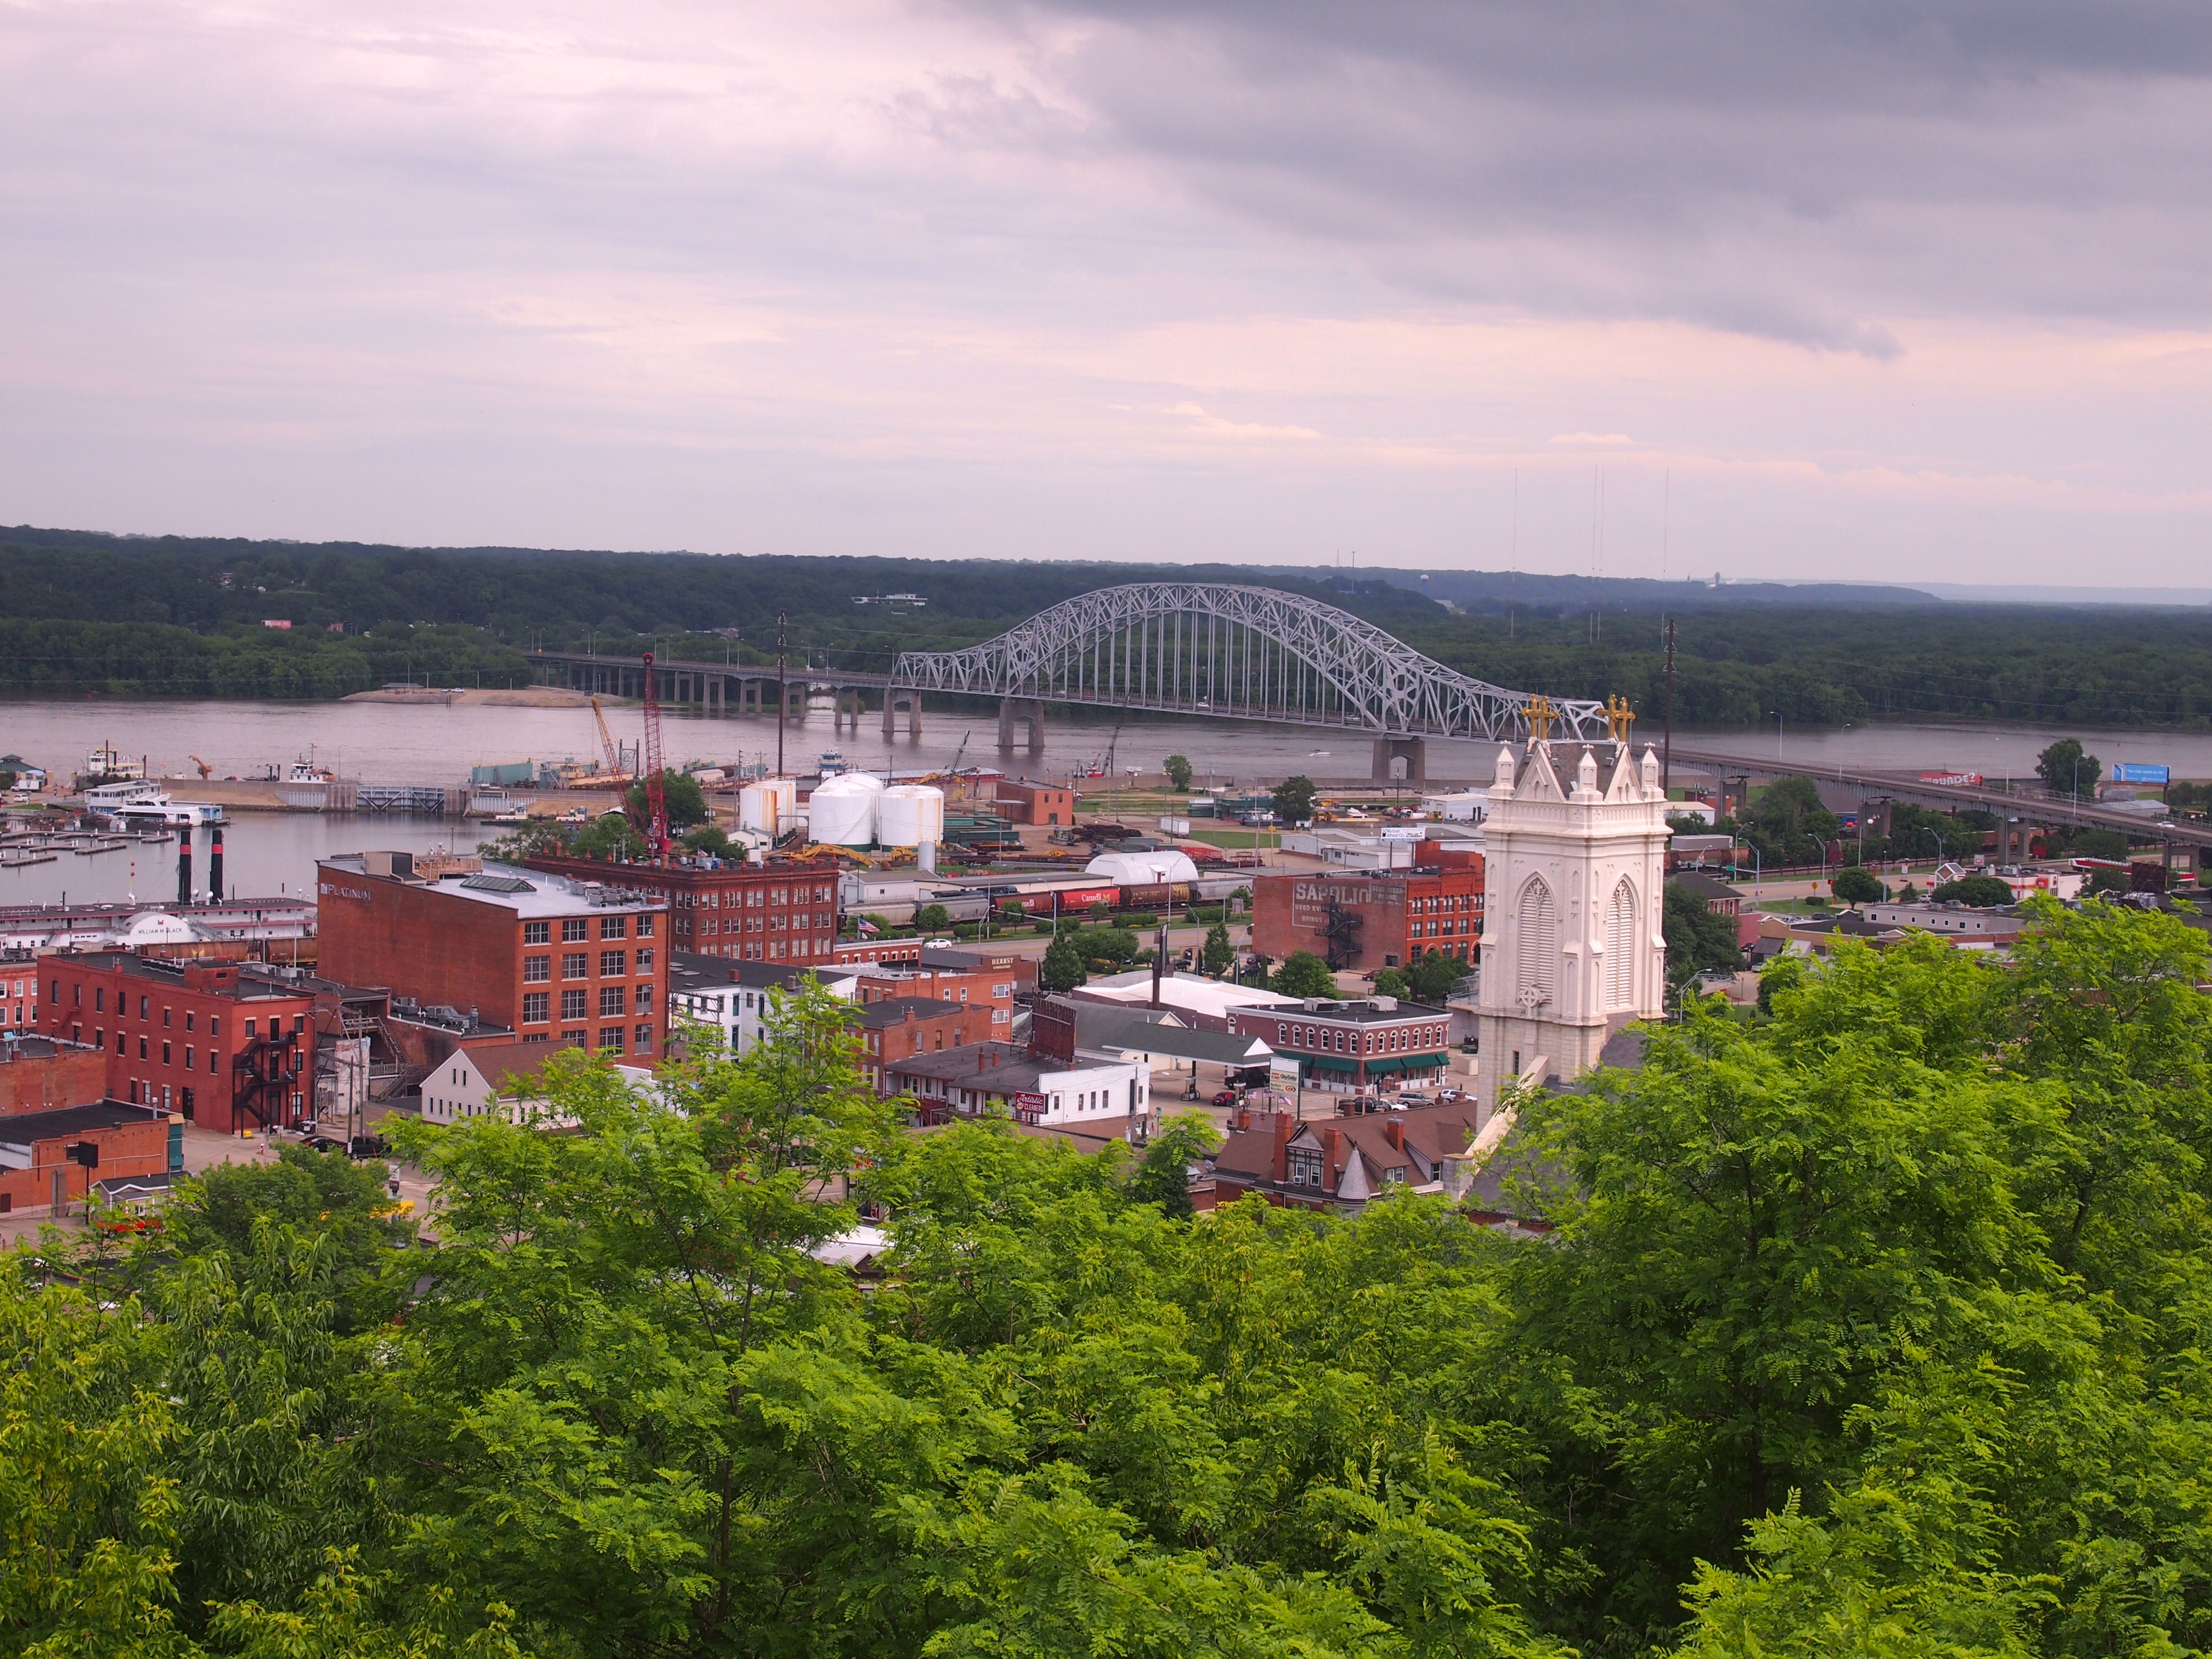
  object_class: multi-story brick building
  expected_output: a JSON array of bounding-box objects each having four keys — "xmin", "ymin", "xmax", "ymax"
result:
[
  {"xmin": 854, "ymin": 998, "xmax": 984, "ymax": 1093},
  {"xmin": 0, "ymin": 1100, "xmax": 174, "ymax": 1215},
  {"xmin": 524, "ymin": 853, "xmax": 837, "ymax": 966},
  {"xmin": 38, "ymin": 953, "xmax": 318, "ymax": 1131},
  {"xmin": 317, "ymin": 853, "xmax": 669, "ymax": 1061},
  {"xmin": 1222, "ymin": 995, "xmax": 1454, "ymax": 1093},
  {"xmin": 995, "ymin": 779, "xmax": 1073, "ymax": 826},
  {"xmin": 1250, "ymin": 865, "xmax": 1484, "ymax": 975}
]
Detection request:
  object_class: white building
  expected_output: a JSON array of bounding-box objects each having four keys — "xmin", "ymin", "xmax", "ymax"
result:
[
  {"xmin": 668, "ymin": 958, "xmax": 863, "ymax": 1055},
  {"xmin": 1474, "ymin": 741, "xmax": 1670, "ymax": 1123},
  {"xmin": 885, "ymin": 1041, "xmax": 1152, "ymax": 1138}
]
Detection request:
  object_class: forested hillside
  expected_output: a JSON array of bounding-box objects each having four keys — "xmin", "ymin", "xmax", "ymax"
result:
[
  {"xmin": 10, "ymin": 902, "xmax": 2212, "ymax": 1656},
  {"xmin": 4, "ymin": 526, "xmax": 2211, "ymax": 725}
]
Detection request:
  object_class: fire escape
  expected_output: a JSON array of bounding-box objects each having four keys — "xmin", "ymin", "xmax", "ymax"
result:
[
  {"xmin": 232, "ymin": 1030, "xmax": 302, "ymax": 1130},
  {"xmin": 1322, "ymin": 897, "xmax": 1363, "ymax": 970}
]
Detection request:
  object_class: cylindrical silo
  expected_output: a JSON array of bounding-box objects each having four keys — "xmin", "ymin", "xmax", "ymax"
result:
[
  {"xmin": 738, "ymin": 781, "xmax": 780, "ymax": 834},
  {"xmin": 877, "ymin": 785, "xmax": 945, "ymax": 848},
  {"xmin": 808, "ymin": 774, "xmax": 879, "ymax": 846}
]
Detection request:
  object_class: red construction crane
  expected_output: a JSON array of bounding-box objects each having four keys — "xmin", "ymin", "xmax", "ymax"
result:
[{"xmin": 640, "ymin": 651, "xmax": 669, "ymax": 860}]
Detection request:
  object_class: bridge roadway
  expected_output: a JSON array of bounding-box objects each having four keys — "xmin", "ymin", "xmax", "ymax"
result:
[{"xmin": 1666, "ymin": 744, "xmax": 2212, "ymax": 854}]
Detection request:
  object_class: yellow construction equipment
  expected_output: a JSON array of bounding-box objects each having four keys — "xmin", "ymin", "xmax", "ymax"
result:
[
  {"xmin": 591, "ymin": 698, "xmax": 623, "ymax": 776},
  {"xmin": 189, "ymin": 755, "xmax": 213, "ymax": 780}
]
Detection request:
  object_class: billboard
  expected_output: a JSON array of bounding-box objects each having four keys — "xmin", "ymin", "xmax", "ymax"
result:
[
  {"xmin": 2112, "ymin": 763, "xmax": 2170, "ymax": 786},
  {"xmin": 1918, "ymin": 770, "xmax": 1984, "ymax": 788}
]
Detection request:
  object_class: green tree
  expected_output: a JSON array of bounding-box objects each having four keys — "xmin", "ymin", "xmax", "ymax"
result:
[
  {"xmin": 1271, "ymin": 774, "xmax": 1319, "ymax": 826},
  {"xmin": 915, "ymin": 901, "xmax": 952, "ymax": 933},
  {"xmin": 2036, "ymin": 736, "xmax": 2100, "ymax": 799},
  {"xmin": 1041, "ymin": 929, "xmax": 1087, "ymax": 992},
  {"xmin": 1831, "ymin": 864, "xmax": 1884, "ymax": 906},
  {"xmin": 1742, "ymin": 776, "xmax": 1839, "ymax": 866},
  {"xmin": 1372, "ymin": 967, "xmax": 1410, "ymax": 998},
  {"xmin": 1931, "ymin": 873, "xmax": 2015, "ymax": 907},
  {"xmin": 1271, "ymin": 950, "xmax": 1337, "ymax": 997},
  {"xmin": 575, "ymin": 810, "xmax": 648, "ymax": 860},
  {"xmin": 1202, "ymin": 919, "xmax": 1234, "ymax": 978},
  {"xmin": 624, "ymin": 768, "xmax": 709, "ymax": 829},
  {"xmin": 681, "ymin": 823, "xmax": 732, "ymax": 856},
  {"xmin": 1404, "ymin": 949, "xmax": 1470, "ymax": 1004},
  {"xmin": 1127, "ymin": 1113, "xmax": 1221, "ymax": 1220},
  {"xmin": 1664, "ymin": 880, "xmax": 1744, "ymax": 980},
  {"xmin": 1073, "ymin": 924, "xmax": 1141, "ymax": 966},
  {"xmin": 1163, "ymin": 754, "xmax": 1194, "ymax": 791}
]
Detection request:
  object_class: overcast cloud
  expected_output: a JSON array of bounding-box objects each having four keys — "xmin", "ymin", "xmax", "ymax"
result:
[{"xmin": 2, "ymin": 0, "xmax": 2209, "ymax": 582}]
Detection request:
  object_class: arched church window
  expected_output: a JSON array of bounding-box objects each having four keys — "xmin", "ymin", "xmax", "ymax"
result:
[
  {"xmin": 1516, "ymin": 878, "xmax": 1556, "ymax": 1006},
  {"xmin": 1604, "ymin": 878, "xmax": 1638, "ymax": 1008}
]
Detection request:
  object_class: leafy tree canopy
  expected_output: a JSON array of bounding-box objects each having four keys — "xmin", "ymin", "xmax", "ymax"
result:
[
  {"xmin": 2036, "ymin": 736, "xmax": 2101, "ymax": 797},
  {"xmin": 1040, "ymin": 928, "xmax": 1087, "ymax": 992},
  {"xmin": 1163, "ymin": 753, "xmax": 1194, "ymax": 791},
  {"xmin": 1664, "ymin": 879, "xmax": 1744, "ymax": 980},
  {"xmin": 1271, "ymin": 774, "xmax": 1319, "ymax": 825},
  {"xmin": 1931, "ymin": 872, "xmax": 2016, "ymax": 907},
  {"xmin": 1271, "ymin": 949, "xmax": 1338, "ymax": 997},
  {"xmin": 1831, "ymin": 864, "xmax": 1884, "ymax": 905}
]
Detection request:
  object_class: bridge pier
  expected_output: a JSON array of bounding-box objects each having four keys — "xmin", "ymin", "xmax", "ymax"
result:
[
  {"xmin": 998, "ymin": 697, "xmax": 1045, "ymax": 752},
  {"xmin": 882, "ymin": 687, "xmax": 923, "ymax": 740},
  {"xmin": 1372, "ymin": 737, "xmax": 1425, "ymax": 786},
  {"xmin": 833, "ymin": 689, "xmax": 869, "ymax": 733}
]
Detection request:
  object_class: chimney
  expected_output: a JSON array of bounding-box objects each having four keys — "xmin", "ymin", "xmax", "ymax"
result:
[
  {"xmin": 1320, "ymin": 1124, "xmax": 1342, "ymax": 1192},
  {"xmin": 1272, "ymin": 1111, "xmax": 1294, "ymax": 1184},
  {"xmin": 1384, "ymin": 1118, "xmax": 1403, "ymax": 1150}
]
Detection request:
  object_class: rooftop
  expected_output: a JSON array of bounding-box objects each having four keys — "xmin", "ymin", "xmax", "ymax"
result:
[
  {"xmin": 1074, "ymin": 970, "xmax": 1300, "ymax": 1020},
  {"xmin": 852, "ymin": 997, "xmax": 965, "ymax": 1029},
  {"xmin": 0, "ymin": 1100, "xmax": 166, "ymax": 1143},
  {"xmin": 322, "ymin": 855, "xmax": 666, "ymax": 918}
]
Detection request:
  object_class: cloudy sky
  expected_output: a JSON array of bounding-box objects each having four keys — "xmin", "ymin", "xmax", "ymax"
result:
[{"xmin": 5, "ymin": 0, "xmax": 2211, "ymax": 582}]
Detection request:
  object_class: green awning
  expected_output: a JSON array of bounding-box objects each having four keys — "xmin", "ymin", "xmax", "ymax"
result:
[
  {"xmin": 1365, "ymin": 1054, "xmax": 1449, "ymax": 1076},
  {"xmin": 1305, "ymin": 1053, "xmax": 1357, "ymax": 1074}
]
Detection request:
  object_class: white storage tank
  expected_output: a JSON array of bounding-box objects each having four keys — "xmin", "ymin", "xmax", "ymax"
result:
[
  {"xmin": 808, "ymin": 774, "xmax": 881, "ymax": 847},
  {"xmin": 739, "ymin": 776, "xmax": 799, "ymax": 834},
  {"xmin": 877, "ymin": 785, "xmax": 945, "ymax": 848}
]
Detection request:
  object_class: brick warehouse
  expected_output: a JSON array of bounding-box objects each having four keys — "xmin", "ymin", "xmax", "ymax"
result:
[
  {"xmin": 1250, "ymin": 864, "xmax": 1485, "ymax": 975},
  {"xmin": 40, "ymin": 955, "xmax": 317, "ymax": 1131},
  {"xmin": 523, "ymin": 853, "xmax": 838, "ymax": 966},
  {"xmin": 317, "ymin": 853, "xmax": 670, "ymax": 1060}
]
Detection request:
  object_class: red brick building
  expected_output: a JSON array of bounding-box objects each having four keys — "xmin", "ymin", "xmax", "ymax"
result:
[
  {"xmin": 853, "ymin": 998, "xmax": 984, "ymax": 1093},
  {"xmin": 524, "ymin": 853, "xmax": 837, "ymax": 966},
  {"xmin": 1223, "ymin": 995, "xmax": 1455, "ymax": 1093},
  {"xmin": 1250, "ymin": 865, "xmax": 1484, "ymax": 975},
  {"xmin": 0, "ymin": 1101, "xmax": 173, "ymax": 1215},
  {"xmin": 851, "ymin": 960, "xmax": 1023, "ymax": 1040},
  {"xmin": 995, "ymin": 779, "xmax": 1073, "ymax": 826},
  {"xmin": 38, "ymin": 954, "xmax": 317, "ymax": 1131},
  {"xmin": 0, "ymin": 1035, "xmax": 108, "ymax": 1114},
  {"xmin": 317, "ymin": 853, "xmax": 670, "ymax": 1061}
]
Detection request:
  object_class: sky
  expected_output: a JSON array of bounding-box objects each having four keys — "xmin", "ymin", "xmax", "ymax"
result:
[{"xmin": 5, "ymin": 0, "xmax": 2212, "ymax": 582}]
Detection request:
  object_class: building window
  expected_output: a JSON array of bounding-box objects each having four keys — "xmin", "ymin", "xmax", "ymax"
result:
[
  {"xmin": 635, "ymin": 1023, "xmax": 654, "ymax": 1051},
  {"xmin": 562, "ymin": 1029, "xmax": 588, "ymax": 1046},
  {"xmin": 137, "ymin": 1036, "xmax": 148, "ymax": 1059},
  {"xmin": 599, "ymin": 950, "xmax": 626, "ymax": 977},
  {"xmin": 561, "ymin": 989, "xmax": 587, "ymax": 1021},
  {"xmin": 636, "ymin": 985, "xmax": 654, "ymax": 1014},
  {"xmin": 524, "ymin": 920, "xmax": 551, "ymax": 945},
  {"xmin": 562, "ymin": 918, "xmax": 589, "ymax": 943},
  {"xmin": 209, "ymin": 1051, "xmax": 218, "ymax": 1073},
  {"xmin": 523, "ymin": 992, "xmax": 550, "ymax": 1024},
  {"xmin": 600, "ymin": 914, "xmax": 628, "ymax": 939},
  {"xmin": 162, "ymin": 1007, "xmax": 172, "ymax": 1028},
  {"xmin": 599, "ymin": 985, "xmax": 626, "ymax": 1018},
  {"xmin": 599, "ymin": 1028, "xmax": 625, "ymax": 1053},
  {"xmin": 184, "ymin": 1011, "xmax": 195, "ymax": 1032},
  {"xmin": 184, "ymin": 1046, "xmax": 193, "ymax": 1069},
  {"xmin": 636, "ymin": 914, "xmax": 654, "ymax": 938},
  {"xmin": 94, "ymin": 989, "xmax": 105, "ymax": 1013},
  {"xmin": 635, "ymin": 949, "xmax": 654, "ymax": 973},
  {"xmin": 523, "ymin": 955, "xmax": 550, "ymax": 983},
  {"xmin": 162, "ymin": 1042, "xmax": 171, "ymax": 1064},
  {"xmin": 209, "ymin": 1014, "xmax": 219, "ymax": 1037},
  {"xmin": 180, "ymin": 1087, "xmax": 194, "ymax": 1114},
  {"xmin": 562, "ymin": 953, "xmax": 588, "ymax": 980}
]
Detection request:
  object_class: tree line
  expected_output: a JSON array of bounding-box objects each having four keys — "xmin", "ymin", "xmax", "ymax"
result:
[
  {"xmin": 11, "ymin": 902, "xmax": 2212, "ymax": 1655},
  {"xmin": 5, "ymin": 528, "xmax": 2211, "ymax": 725}
]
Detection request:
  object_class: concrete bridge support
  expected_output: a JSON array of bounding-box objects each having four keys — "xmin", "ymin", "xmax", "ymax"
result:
[
  {"xmin": 882, "ymin": 688, "xmax": 923, "ymax": 740},
  {"xmin": 833, "ymin": 689, "xmax": 868, "ymax": 733},
  {"xmin": 1371, "ymin": 737, "xmax": 1426, "ymax": 786},
  {"xmin": 997, "ymin": 697, "xmax": 1046, "ymax": 751}
]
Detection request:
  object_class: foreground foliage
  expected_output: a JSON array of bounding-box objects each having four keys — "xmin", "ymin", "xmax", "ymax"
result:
[{"xmin": 9, "ymin": 904, "xmax": 2212, "ymax": 1656}]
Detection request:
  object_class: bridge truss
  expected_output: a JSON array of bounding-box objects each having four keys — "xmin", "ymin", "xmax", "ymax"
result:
[{"xmin": 888, "ymin": 583, "xmax": 1606, "ymax": 742}]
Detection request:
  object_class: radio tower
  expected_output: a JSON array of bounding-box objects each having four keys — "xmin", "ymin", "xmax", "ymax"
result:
[{"xmin": 641, "ymin": 651, "xmax": 670, "ymax": 861}]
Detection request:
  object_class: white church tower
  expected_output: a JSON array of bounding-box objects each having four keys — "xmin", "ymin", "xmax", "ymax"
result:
[{"xmin": 1474, "ymin": 740, "xmax": 1671, "ymax": 1123}]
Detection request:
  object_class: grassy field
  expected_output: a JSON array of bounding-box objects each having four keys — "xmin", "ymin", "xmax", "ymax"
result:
[{"xmin": 1181, "ymin": 826, "xmax": 1282, "ymax": 851}]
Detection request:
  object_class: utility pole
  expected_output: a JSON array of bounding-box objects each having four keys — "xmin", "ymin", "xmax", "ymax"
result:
[
  {"xmin": 1662, "ymin": 617, "xmax": 1676, "ymax": 795},
  {"xmin": 776, "ymin": 611, "xmax": 787, "ymax": 777}
]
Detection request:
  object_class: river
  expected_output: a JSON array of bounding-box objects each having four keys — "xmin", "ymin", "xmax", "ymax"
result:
[{"xmin": 3, "ymin": 697, "xmax": 2203, "ymax": 907}]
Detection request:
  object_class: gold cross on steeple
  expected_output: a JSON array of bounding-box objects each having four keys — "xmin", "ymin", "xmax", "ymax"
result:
[
  {"xmin": 1522, "ymin": 695, "xmax": 1558, "ymax": 741},
  {"xmin": 1604, "ymin": 693, "xmax": 1637, "ymax": 744}
]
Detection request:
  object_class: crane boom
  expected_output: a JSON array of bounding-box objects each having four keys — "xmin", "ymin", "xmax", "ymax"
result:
[
  {"xmin": 591, "ymin": 698, "xmax": 622, "ymax": 775},
  {"xmin": 640, "ymin": 653, "xmax": 669, "ymax": 860}
]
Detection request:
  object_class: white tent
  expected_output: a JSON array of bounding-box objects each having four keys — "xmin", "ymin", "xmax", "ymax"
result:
[{"xmin": 1084, "ymin": 849, "xmax": 1201, "ymax": 884}]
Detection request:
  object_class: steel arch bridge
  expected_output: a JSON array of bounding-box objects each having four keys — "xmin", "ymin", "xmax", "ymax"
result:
[{"xmin": 888, "ymin": 584, "xmax": 1607, "ymax": 760}]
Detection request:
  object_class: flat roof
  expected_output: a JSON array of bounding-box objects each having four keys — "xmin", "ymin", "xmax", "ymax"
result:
[
  {"xmin": 0, "ymin": 1101, "xmax": 165, "ymax": 1143},
  {"xmin": 322, "ymin": 856, "xmax": 666, "ymax": 919},
  {"xmin": 1263, "ymin": 997, "xmax": 1449, "ymax": 1025},
  {"xmin": 853, "ymin": 998, "xmax": 964, "ymax": 1029},
  {"xmin": 669, "ymin": 953, "xmax": 861, "ymax": 993},
  {"xmin": 1075, "ymin": 970, "xmax": 1300, "ymax": 1019}
]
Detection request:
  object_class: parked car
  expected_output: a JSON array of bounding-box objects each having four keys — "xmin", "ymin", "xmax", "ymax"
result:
[
  {"xmin": 1211, "ymin": 1088, "xmax": 1241, "ymax": 1107},
  {"xmin": 348, "ymin": 1133, "xmax": 391, "ymax": 1159},
  {"xmin": 305, "ymin": 1135, "xmax": 346, "ymax": 1154}
]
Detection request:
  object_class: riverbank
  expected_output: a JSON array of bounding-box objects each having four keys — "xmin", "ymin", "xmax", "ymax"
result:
[{"xmin": 342, "ymin": 686, "xmax": 616, "ymax": 708}]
